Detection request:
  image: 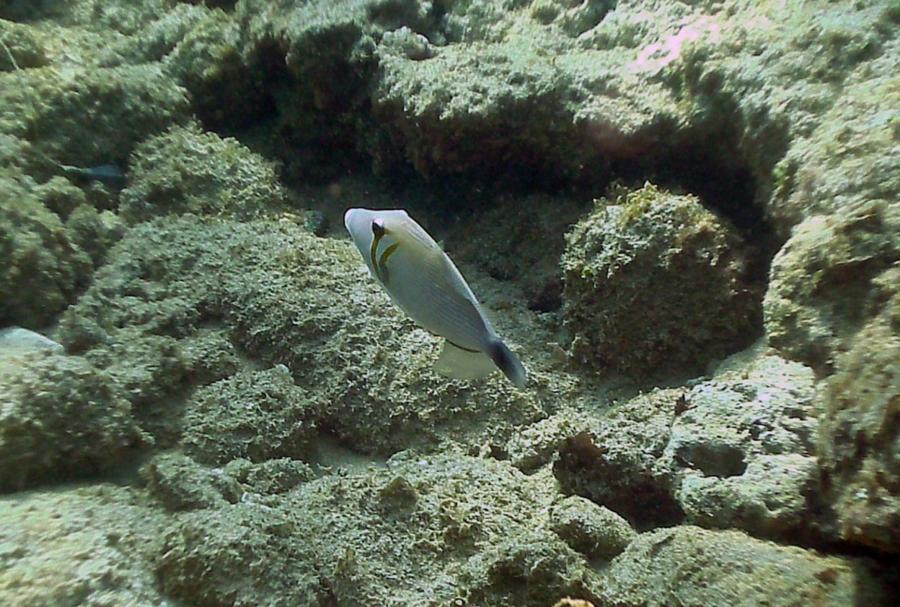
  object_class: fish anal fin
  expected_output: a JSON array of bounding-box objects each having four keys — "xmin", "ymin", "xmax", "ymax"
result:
[{"xmin": 434, "ymin": 340, "xmax": 496, "ymax": 381}]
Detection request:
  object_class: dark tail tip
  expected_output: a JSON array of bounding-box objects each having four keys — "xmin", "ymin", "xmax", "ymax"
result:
[{"xmin": 487, "ymin": 339, "xmax": 527, "ymax": 388}]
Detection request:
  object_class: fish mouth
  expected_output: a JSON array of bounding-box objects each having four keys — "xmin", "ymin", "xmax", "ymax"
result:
[{"xmin": 344, "ymin": 207, "xmax": 377, "ymax": 237}]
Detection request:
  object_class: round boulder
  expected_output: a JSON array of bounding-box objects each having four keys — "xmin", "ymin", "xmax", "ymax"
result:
[{"xmin": 562, "ymin": 183, "xmax": 760, "ymax": 377}]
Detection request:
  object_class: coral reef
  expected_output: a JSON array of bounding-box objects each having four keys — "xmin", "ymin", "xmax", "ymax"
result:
[{"xmin": 0, "ymin": 0, "xmax": 897, "ymax": 604}]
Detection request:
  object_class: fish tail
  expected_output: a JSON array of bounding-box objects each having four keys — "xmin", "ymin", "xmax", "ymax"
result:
[{"xmin": 486, "ymin": 338, "xmax": 527, "ymax": 389}]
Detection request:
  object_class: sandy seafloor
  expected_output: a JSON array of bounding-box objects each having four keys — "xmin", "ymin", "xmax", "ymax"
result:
[{"xmin": 0, "ymin": 1, "xmax": 898, "ymax": 605}]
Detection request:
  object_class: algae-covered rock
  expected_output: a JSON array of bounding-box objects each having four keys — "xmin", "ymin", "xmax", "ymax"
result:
[
  {"xmin": 64, "ymin": 204, "xmax": 127, "ymax": 266},
  {"xmin": 0, "ymin": 171, "xmax": 124, "ymax": 331},
  {"xmin": 764, "ymin": 200, "xmax": 899, "ymax": 374},
  {"xmin": 0, "ymin": 486, "xmax": 169, "ymax": 606},
  {"xmin": 458, "ymin": 529, "xmax": 597, "ymax": 607},
  {"xmin": 224, "ymin": 456, "xmax": 316, "ymax": 496},
  {"xmin": 29, "ymin": 175, "xmax": 88, "ymax": 218},
  {"xmin": 0, "ymin": 64, "xmax": 190, "ymax": 167},
  {"xmin": 141, "ymin": 451, "xmax": 242, "ymax": 511},
  {"xmin": 554, "ymin": 388, "xmax": 684, "ymax": 530},
  {"xmin": 818, "ymin": 271, "xmax": 900, "ymax": 554},
  {"xmin": 368, "ymin": 0, "xmax": 682, "ymax": 180},
  {"xmin": 96, "ymin": 2, "xmax": 215, "ymax": 65},
  {"xmin": 178, "ymin": 328, "xmax": 241, "ymax": 385},
  {"xmin": 60, "ymin": 215, "xmax": 552, "ymax": 457},
  {"xmin": 668, "ymin": 347, "xmax": 822, "ymax": 541},
  {"xmin": 562, "ymin": 184, "xmax": 760, "ymax": 377},
  {"xmin": 120, "ymin": 122, "xmax": 286, "ymax": 222},
  {"xmin": 158, "ymin": 499, "xmax": 324, "ymax": 605},
  {"xmin": 505, "ymin": 408, "xmax": 592, "ymax": 472},
  {"xmin": 598, "ymin": 525, "xmax": 890, "ymax": 607},
  {"xmin": 162, "ymin": 8, "xmax": 251, "ymax": 126},
  {"xmin": 555, "ymin": 345, "xmax": 829, "ymax": 544},
  {"xmin": 448, "ymin": 192, "xmax": 588, "ymax": 313},
  {"xmin": 233, "ymin": 0, "xmax": 431, "ymax": 179},
  {"xmin": 761, "ymin": 117, "xmax": 899, "ymax": 556},
  {"xmin": 183, "ymin": 366, "xmax": 321, "ymax": 465},
  {"xmin": 0, "ymin": 172, "xmax": 92, "ymax": 327},
  {"xmin": 78, "ymin": 331, "xmax": 187, "ymax": 408},
  {"xmin": 55, "ymin": 323, "xmax": 195, "ymax": 447},
  {"xmin": 549, "ymin": 495, "xmax": 635, "ymax": 562},
  {"xmin": 156, "ymin": 452, "xmax": 601, "ymax": 606},
  {"xmin": 770, "ymin": 35, "xmax": 900, "ymax": 227},
  {"xmin": 0, "ymin": 19, "xmax": 49, "ymax": 71},
  {"xmin": 0, "ymin": 352, "xmax": 146, "ymax": 491},
  {"xmin": 371, "ymin": 28, "xmax": 588, "ymax": 178}
]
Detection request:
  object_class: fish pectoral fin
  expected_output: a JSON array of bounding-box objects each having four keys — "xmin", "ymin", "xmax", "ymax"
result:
[{"xmin": 434, "ymin": 340, "xmax": 497, "ymax": 381}]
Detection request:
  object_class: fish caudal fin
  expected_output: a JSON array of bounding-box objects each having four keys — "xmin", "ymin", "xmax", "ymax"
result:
[
  {"xmin": 435, "ymin": 341, "xmax": 497, "ymax": 381},
  {"xmin": 486, "ymin": 338, "xmax": 527, "ymax": 388}
]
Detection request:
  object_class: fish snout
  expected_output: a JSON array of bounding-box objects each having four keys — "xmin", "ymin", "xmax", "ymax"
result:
[{"xmin": 343, "ymin": 208, "xmax": 361, "ymax": 234}]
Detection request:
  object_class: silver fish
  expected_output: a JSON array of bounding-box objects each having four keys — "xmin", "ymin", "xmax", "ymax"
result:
[
  {"xmin": 59, "ymin": 163, "xmax": 126, "ymax": 188},
  {"xmin": 344, "ymin": 208, "xmax": 526, "ymax": 388}
]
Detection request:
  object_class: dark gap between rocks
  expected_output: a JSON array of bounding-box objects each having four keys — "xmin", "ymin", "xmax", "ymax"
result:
[{"xmin": 197, "ymin": 37, "xmax": 372, "ymax": 185}]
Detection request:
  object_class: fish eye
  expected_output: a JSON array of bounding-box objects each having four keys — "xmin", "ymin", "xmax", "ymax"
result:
[{"xmin": 372, "ymin": 218, "xmax": 386, "ymax": 237}]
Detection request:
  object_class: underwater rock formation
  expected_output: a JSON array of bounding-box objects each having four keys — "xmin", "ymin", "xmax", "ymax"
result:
[
  {"xmin": 0, "ymin": 172, "xmax": 93, "ymax": 327},
  {"xmin": 554, "ymin": 387, "xmax": 685, "ymax": 530},
  {"xmin": 0, "ymin": 486, "xmax": 169, "ymax": 606},
  {"xmin": 0, "ymin": 351, "xmax": 146, "ymax": 491},
  {"xmin": 120, "ymin": 122, "xmax": 287, "ymax": 222},
  {"xmin": 562, "ymin": 184, "xmax": 760, "ymax": 377},
  {"xmin": 765, "ymin": 201, "xmax": 900, "ymax": 551},
  {"xmin": 0, "ymin": 167, "xmax": 125, "ymax": 330},
  {"xmin": 156, "ymin": 452, "xmax": 601, "ymax": 606},
  {"xmin": 668, "ymin": 347, "xmax": 822, "ymax": 542},
  {"xmin": 447, "ymin": 192, "xmax": 588, "ymax": 313},
  {"xmin": 556, "ymin": 345, "xmax": 831, "ymax": 545},
  {"xmin": 764, "ymin": 201, "xmax": 899, "ymax": 374},
  {"xmin": 59, "ymin": 215, "xmax": 554, "ymax": 456},
  {"xmin": 141, "ymin": 451, "xmax": 242, "ymax": 512},
  {"xmin": 0, "ymin": 0, "xmax": 897, "ymax": 604},
  {"xmin": 818, "ymin": 271, "xmax": 900, "ymax": 554},
  {"xmin": 598, "ymin": 525, "xmax": 889, "ymax": 607},
  {"xmin": 549, "ymin": 495, "xmax": 636, "ymax": 562},
  {"xmin": 0, "ymin": 64, "xmax": 190, "ymax": 171},
  {"xmin": 182, "ymin": 366, "xmax": 321, "ymax": 465},
  {"xmin": 0, "ymin": 19, "xmax": 48, "ymax": 70}
]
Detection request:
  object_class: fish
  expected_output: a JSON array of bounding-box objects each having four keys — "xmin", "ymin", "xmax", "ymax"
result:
[
  {"xmin": 58, "ymin": 163, "xmax": 126, "ymax": 188},
  {"xmin": 344, "ymin": 208, "xmax": 527, "ymax": 388},
  {"xmin": 0, "ymin": 327, "xmax": 64, "ymax": 356}
]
